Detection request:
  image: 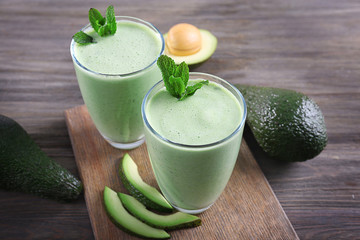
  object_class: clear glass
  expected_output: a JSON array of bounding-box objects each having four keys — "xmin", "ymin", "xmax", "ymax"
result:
[
  {"xmin": 142, "ymin": 72, "xmax": 247, "ymax": 214},
  {"xmin": 70, "ymin": 16, "xmax": 164, "ymax": 149}
]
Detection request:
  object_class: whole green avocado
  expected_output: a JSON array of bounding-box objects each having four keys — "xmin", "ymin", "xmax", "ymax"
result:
[
  {"xmin": 0, "ymin": 114, "xmax": 83, "ymax": 201},
  {"xmin": 235, "ymin": 85, "xmax": 327, "ymax": 162}
]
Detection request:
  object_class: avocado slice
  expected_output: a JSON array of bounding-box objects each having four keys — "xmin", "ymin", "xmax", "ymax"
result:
[
  {"xmin": 235, "ymin": 85, "xmax": 327, "ymax": 162},
  {"xmin": 118, "ymin": 193, "xmax": 201, "ymax": 230},
  {"xmin": 164, "ymin": 29, "xmax": 217, "ymax": 66},
  {"xmin": 119, "ymin": 153, "xmax": 173, "ymax": 212},
  {"xmin": 0, "ymin": 114, "xmax": 83, "ymax": 201},
  {"xmin": 104, "ymin": 186, "xmax": 170, "ymax": 239}
]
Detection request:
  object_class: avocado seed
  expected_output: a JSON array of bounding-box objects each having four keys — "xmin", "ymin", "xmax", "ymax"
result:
[{"xmin": 166, "ymin": 23, "xmax": 202, "ymax": 56}]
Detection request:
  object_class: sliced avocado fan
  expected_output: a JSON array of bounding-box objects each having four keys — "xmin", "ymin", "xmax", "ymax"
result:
[
  {"xmin": 235, "ymin": 85, "xmax": 327, "ymax": 162},
  {"xmin": 118, "ymin": 193, "xmax": 201, "ymax": 230},
  {"xmin": 119, "ymin": 153, "xmax": 173, "ymax": 212},
  {"xmin": 104, "ymin": 186, "xmax": 170, "ymax": 239},
  {"xmin": 0, "ymin": 114, "xmax": 83, "ymax": 201}
]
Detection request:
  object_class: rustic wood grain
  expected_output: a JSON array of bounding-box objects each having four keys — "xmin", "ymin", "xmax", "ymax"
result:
[
  {"xmin": 0, "ymin": 0, "xmax": 360, "ymax": 239},
  {"xmin": 65, "ymin": 105, "xmax": 298, "ymax": 240}
]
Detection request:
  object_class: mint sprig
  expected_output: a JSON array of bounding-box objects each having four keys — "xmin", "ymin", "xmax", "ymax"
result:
[
  {"xmin": 73, "ymin": 5, "xmax": 117, "ymax": 44},
  {"xmin": 157, "ymin": 55, "xmax": 209, "ymax": 100},
  {"xmin": 89, "ymin": 5, "xmax": 117, "ymax": 37}
]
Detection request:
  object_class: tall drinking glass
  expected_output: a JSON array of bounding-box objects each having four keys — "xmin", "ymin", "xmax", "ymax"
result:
[
  {"xmin": 70, "ymin": 16, "xmax": 164, "ymax": 149},
  {"xmin": 142, "ymin": 72, "xmax": 247, "ymax": 214}
]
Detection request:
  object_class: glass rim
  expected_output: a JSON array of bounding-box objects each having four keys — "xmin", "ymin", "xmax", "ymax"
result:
[
  {"xmin": 141, "ymin": 72, "xmax": 247, "ymax": 148},
  {"xmin": 70, "ymin": 16, "xmax": 165, "ymax": 77}
]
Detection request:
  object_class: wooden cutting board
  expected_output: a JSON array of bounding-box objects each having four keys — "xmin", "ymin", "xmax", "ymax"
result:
[{"xmin": 65, "ymin": 105, "xmax": 299, "ymax": 240}]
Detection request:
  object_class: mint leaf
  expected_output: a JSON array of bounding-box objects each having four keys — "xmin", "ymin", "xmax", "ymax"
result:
[
  {"xmin": 89, "ymin": 8, "xmax": 106, "ymax": 33},
  {"xmin": 180, "ymin": 80, "xmax": 209, "ymax": 100},
  {"xmin": 174, "ymin": 62, "xmax": 189, "ymax": 87},
  {"xmin": 106, "ymin": 5, "xmax": 117, "ymax": 35},
  {"xmin": 157, "ymin": 55, "xmax": 177, "ymax": 96},
  {"xmin": 73, "ymin": 31, "xmax": 95, "ymax": 45},
  {"xmin": 169, "ymin": 76, "xmax": 185, "ymax": 98}
]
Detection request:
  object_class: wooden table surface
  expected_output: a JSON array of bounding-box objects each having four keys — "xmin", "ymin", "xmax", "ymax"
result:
[{"xmin": 0, "ymin": 0, "xmax": 359, "ymax": 239}]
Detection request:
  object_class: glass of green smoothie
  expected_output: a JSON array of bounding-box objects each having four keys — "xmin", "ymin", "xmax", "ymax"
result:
[
  {"xmin": 142, "ymin": 72, "xmax": 247, "ymax": 214},
  {"xmin": 70, "ymin": 16, "xmax": 164, "ymax": 149}
]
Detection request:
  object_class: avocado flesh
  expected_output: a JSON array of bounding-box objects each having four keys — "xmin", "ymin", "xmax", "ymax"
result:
[
  {"xmin": 164, "ymin": 29, "xmax": 217, "ymax": 65},
  {"xmin": 104, "ymin": 187, "xmax": 170, "ymax": 239},
  {"xmin": 119, "ymin": 153, "xmax": 173, "ymax": 212},
  {"xmin": 0, "ymin": 114, "xmax": 83, "ymax": 201},
  {"xmin": 118, "ymin": 193, "xmax": 201, "ymax": 230},
  {"xmin": 235, "ymin": 85, "xmax": 327, "ymax": 162}
]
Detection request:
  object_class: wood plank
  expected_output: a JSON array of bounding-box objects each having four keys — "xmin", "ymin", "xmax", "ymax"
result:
[{"xmin": 65, "ymin": 105, "xmax": 298, "ymax": 240}]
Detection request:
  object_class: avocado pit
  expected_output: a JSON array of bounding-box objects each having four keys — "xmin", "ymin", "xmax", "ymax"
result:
[{"xmin": 166, "ymin": 23, "xmax": 202, "ymax": 56}]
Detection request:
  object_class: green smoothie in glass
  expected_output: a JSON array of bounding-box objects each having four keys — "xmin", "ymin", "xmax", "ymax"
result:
[
  {"xmin": 70, "ymin": 15, "xmax": 164, "ymax": 149},
  {"xmin": 142, "ymin": 71, "xmax": 247, "ymax": 214}
]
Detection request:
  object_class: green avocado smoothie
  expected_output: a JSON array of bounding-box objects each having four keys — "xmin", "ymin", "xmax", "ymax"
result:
[
  {"xmin": 71, "ymin": 17, "xmax": 163, "ymax": 149},
  {"xmin": 142, "ymin": 73, "xmax": 247, "ymax": 213}
]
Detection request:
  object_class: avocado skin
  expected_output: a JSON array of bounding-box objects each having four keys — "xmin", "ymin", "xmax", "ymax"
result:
[
  {"xmin": 235, "ymin": 85, "xmax": 327, "ymax": 162},
  {"xmin": 0, "ymin": 114, "xmax": 83, "ymax": 201},
  {"xmin": 119, "ymin": 160, "xmax": 173, "ymax": 213}
]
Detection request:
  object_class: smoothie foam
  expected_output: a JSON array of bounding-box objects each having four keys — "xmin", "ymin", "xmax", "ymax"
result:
[
  {"xmin": 146, "ymin": 80, "xmax": 242, "ymax": 145},
  {"xmin": 74, "ymin": 21, "xmax": 162, "ymax": 74}
]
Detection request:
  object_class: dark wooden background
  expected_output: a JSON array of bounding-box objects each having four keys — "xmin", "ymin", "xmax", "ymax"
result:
[{"xmin": 0, "ymin": 0, "xmax": 359, "ymax": 239}]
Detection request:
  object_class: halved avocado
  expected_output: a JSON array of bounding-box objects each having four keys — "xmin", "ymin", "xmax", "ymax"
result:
[
  {"xmin": 119, "ymin": 153, "xmax": 173, "ymax": 213},
  {"xmin": 118, "ymin": 193, "xmax": 201, "ymax": 230},
  {"xmin": 103, "ymin": 186, "xmax": 170, "ymax": 239},
  {"xmin": 164, "ymin": 29, "xmax": 217, "ymax": 66}
]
